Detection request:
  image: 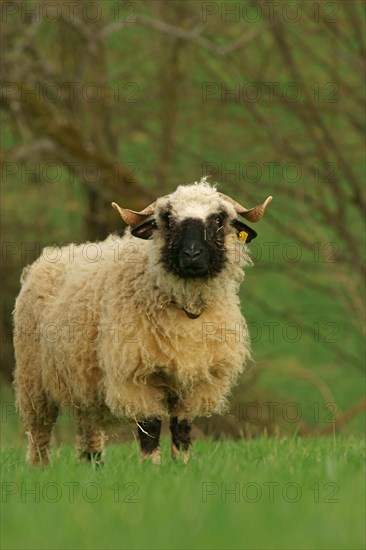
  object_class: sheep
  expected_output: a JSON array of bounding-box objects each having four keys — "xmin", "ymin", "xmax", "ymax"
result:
[{"xmin": 13, "ymin": 178, "xmax": 272, "ymax": 465}]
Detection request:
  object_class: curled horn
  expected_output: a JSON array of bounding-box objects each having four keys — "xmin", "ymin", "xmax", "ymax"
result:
[
  {"xmin": 218, "ymin": 193, "xmax": 273, "ymax": 222},
  {"xmin": 111, "ymin": 201, "xmax": 157, "ymax": 226}
]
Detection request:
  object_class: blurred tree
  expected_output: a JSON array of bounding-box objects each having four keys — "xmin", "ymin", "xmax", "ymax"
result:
[{"xmin": 1, "ymin": 1, "xmax": 364, "ymax": 433}]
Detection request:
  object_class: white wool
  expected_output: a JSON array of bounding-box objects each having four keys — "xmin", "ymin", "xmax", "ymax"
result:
[
  {"xmin": 13, "ymin": 179, "xmax": 255, "ymax": 466},
  {"xmin": 157, "ymin": 177, "xmax": 237, "ymax": 221}
]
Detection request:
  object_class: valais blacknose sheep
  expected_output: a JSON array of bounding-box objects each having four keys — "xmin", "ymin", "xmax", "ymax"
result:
[{"xmin": 13, "ymin": 178, "xmax": 272, "ymax": 465}]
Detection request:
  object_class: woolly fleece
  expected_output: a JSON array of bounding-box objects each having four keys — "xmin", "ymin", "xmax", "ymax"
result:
[{"xmin": 13, "ymin": 180, "xmax": 252, "ymax": 444}]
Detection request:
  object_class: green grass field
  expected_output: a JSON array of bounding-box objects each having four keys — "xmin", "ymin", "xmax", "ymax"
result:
[{"xmin": 1, "ymin": 436, "xmax": 365, "ymax": 550}]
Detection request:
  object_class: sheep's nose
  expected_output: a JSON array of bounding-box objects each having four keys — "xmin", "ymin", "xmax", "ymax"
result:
[{"xmin": 183, "ymin": 244, "xmax": 203, "ymax": 259}]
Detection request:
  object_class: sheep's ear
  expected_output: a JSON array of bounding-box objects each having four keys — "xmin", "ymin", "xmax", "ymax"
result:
[
  {"xmin": 231, "ymin": 219, "xmax": 257, "ymax": 243},
  {"xmin": 131, "ymin": 217, "xmax": 157, "ymax": 240}
]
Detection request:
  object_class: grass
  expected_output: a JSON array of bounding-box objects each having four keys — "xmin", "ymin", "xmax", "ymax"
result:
[{"xmin": 1, "ymin": 436, "xmax": 365, "ymax": 550}]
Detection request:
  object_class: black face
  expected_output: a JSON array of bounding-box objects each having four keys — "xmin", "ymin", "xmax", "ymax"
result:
[
  {"xmin": 160, "ymin": 208, "xmax": 228, "ymax": 279},
  {"xmin": 130, "ymin": 205, "xmax": 258, "ymax": 278}
]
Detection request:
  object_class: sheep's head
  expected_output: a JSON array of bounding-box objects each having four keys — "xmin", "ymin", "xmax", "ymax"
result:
[{"xmin": 112, "ymin": 178, "xmax": 272, "ymax": 280}]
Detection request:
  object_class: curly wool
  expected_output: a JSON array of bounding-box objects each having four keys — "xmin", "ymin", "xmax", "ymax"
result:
[{"xmin": 13, "ymin": 182, "xmax": 252, "ymax": 426}]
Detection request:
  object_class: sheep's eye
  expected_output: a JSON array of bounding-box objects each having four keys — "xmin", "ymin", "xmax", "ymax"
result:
[{"xmin": 215, "ymin": 217, "xmax": 221, "ymax": 225}]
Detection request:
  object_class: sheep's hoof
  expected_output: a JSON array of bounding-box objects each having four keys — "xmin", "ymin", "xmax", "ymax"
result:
[
  {"xmin": 182, "ymin": 450, "xmax": 190, "ymax": 465},
  {"xmin": 171, "ymin": 444, "xmax": 190, "ymax": 464},
  {"xmin": 79, "ymin": 451, "xmax": 104, "ymax": 467},
  {"xmin": 140, "ymin": 448, "xmax": 161, "ymax": 465},
  {"xmin": 28, "ymin": 453, "xmax": 50, "ymax": 467}
]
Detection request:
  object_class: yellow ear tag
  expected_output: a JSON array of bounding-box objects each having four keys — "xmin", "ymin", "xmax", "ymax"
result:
[{"xmin": 238, "ymin": 231, "xmax": 248, "ymax": 243}]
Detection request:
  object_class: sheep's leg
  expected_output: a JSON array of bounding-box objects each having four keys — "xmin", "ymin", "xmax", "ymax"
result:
[
  {"xmin": 77, "ymin": 413, "xmax": 105, "ymax": 466},
  {"xmin": 14, "ymin": 342, "xmax": 59, "ymax": 465},
  {"xmin": 137, "ymin": 417, "xmax": 162, "ymax": 465},
  {"xmin": 170, "ymin": 417, "xmax": 191, "ymax": 464},
  {"xmin": 25, "ymin": 403, "xmax": 59, "ymax": 466}
]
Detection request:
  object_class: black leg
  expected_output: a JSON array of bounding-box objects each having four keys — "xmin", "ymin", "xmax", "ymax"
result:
[
  {"xmin": 137, "ymin": 417, "xmax": 162, "ymax": 464},
  {"xmin": 170, "ymin": 417, "xmax": 191, "ymax": 463},
  {"xmin": 79, "ymin": 450, "xmax": 103, "ymax": 466}
]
